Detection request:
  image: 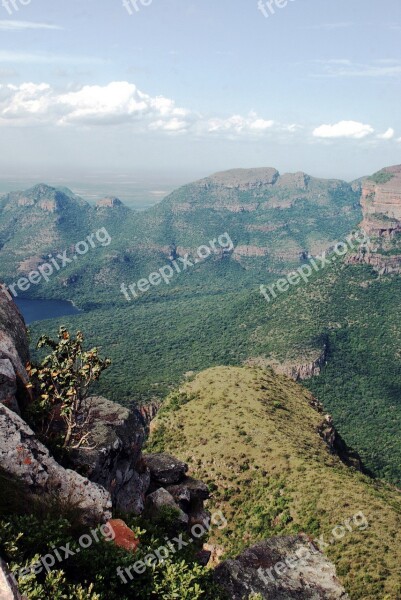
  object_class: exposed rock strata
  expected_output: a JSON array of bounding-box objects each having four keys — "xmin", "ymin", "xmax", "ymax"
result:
[{"xmin": 214, "ymin": 534, "xmax": 349, "ymax": 599}]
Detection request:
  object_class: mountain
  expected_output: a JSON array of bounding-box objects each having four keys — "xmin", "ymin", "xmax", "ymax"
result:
[
  {"xmin": 4, "ymin": 165, "xmax": 401, "ymax": 486},
  {"xmin": 148, "ymin": 365, "xmax": 401, "ymax": 600},
  {"xmin": 135, "ymin": 167, "xmax": 361, "ymax": 272},
  {"xmin": 0, "ymin": 169, "xmax": 361, "ymax": 305}
]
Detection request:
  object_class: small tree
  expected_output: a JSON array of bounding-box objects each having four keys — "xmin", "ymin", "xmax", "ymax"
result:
[{"xmin": 28, "ymin": 327, "xmax": 111, "ymax": 450}]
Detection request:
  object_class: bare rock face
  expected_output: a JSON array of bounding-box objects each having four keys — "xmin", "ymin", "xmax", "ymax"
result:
[
  {"xmin": 283, "ymin": 346, "xmax": 327, "ymax": 382},
  {"xmin": 253, "ymin": 346, "xmax": 327, "ymax": 382},
  {"xmin": 69, "ymin": 396, "xmax": 150, "ymax": 515},
  {"xmin": 166, "ymin": 477, "xmax": 210, "ymax": 528},
  {"xmin": 0, "ymin": 289, "xmax": 30, "ymax": 415},
  {"xmin": 317, "ymin": 415, "xmax": 364, "ymax": 472},
  {"xmin": 361, "ymin": 166, "xmax": 401, "ymax": 236},
  {"xmin": 143, "ymin": 453, "xmax": 188, "ymax": 486},
  {"xmin": 214, "ymin": 534, "xmax": 349, "ymax": 599},
  {"xmin": 0, "ymin": 559, "xmax": 24, "ymax": 600},
  {"xmin": 350, "ymin": 165, "xmax": 401, "ymax": 273},
  {"xmin": 144, "ymin": 488, "xmax": 189, "ymax": 527},
  {"xmin": 0, "ymin": 404, "xmax": 112, "ymax": 526},
  {"xmin": 95, "ymin": 197, "xmax": 123, "ymax": 209}
]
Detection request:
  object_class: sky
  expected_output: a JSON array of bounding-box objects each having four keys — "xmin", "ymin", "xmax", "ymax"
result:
[{"xmin": 0, "ymin": 0, "xmax": 400, "ymax": 183}]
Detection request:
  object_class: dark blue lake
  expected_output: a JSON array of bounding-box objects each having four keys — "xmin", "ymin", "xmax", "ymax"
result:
[{"xmin": 15, "ymin": 298, "xmax": 80, "ymax": 325}]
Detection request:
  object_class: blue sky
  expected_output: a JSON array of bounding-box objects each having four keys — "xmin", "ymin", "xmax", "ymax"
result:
[{"xmin": 0, "ymin": 0, "xmax": 400, "ymax": 182}]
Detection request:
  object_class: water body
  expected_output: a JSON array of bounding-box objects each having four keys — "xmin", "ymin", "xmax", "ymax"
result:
[{"xmin": 15, "ymin": 298, "xmax": 80, "ymax": 325}]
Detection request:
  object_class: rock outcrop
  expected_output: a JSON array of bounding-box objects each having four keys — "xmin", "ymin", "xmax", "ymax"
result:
[
  {"xmin": 351, "ymin": 165, "xmax": 401, "ymax": 273},
  {"xmin": 143, "ymin": 452, "xmax": 188, "ymax": 486},
  {"xmin": 214, "ymin": 534, "xmax": 349, "ymax": 599},
  {"xmin": 69, "ymin": 395, "xmax": 150, "ymax": 515},
  {"xmin": 317, "ymin": 414, "xmax": 365, "ymax": 472},
  {"xmin": 282, "ymin": 345, "xmax": 327, "ymax": 382},
  {"xmin": 143, "ymin": 453, "xmax": 211, "ymax": 531},
  {"xmin": 247, "ymin": 346, "xmax": 328, "ymax": 382},
  {"xmin": 144, "ymin": 488, "xmax": 189, "ymax": 527},
  {"xmin": 0, "ymin": 403, "xmax": 112, "ymax": 525},
  {"xmin": 207, "ymin": 167, "xmax": 280, "ymax": 190},
  {"xmin": 95, "ymin": 197, "xmax": 123, "ymax": 209},
  {"xmin": 361, "ymin": 166, "xmax": 401, "ymax": 237},
  {"xmin": 0, "ymin": 559, "xmax": 24, "ymax": 600},
  {"xmin": 0, "ymin": 289, "xmax": 30, "ymax": 415}
]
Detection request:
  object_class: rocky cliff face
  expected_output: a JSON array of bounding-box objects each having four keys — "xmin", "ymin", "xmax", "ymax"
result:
[
  {"xmin": 0, "ymin": 290, "xmax": 30, "ymax": 414},
  {"xmin": 95, "ymin": 197, "xmax": 123, "ymax": 209},
  {"xmin": 361, "ymin": 166, "xmax": 401, "ymax": 237},
  {"xmin": 246, "ymin": 345, "xmax": 328, "ymax": 382},
  {"xmin": 352, "ymin": 165, "xmax": 401, "ymax": 273},
  {"xmin": 0, "ymin": 403, "xmax": 113, "ymax": 525}
]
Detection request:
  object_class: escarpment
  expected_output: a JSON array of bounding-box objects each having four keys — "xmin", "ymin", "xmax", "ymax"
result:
[{"xmin": 351, "ymin": 165, "xmax": 401, "ymax": 273}]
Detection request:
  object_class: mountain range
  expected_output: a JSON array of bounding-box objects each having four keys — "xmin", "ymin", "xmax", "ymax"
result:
[{"xmin": 1, "ymin": 164, "xmax": 400, "ymax": 486}]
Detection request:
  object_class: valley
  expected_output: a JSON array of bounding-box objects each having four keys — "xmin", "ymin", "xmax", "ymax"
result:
[{"xmin": 2, "ymin": 165, "xmax": 401, "ymax": 487}]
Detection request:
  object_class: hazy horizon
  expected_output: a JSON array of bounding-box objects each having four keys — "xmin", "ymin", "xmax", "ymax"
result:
[{"xmin": 0, "ymin": 0, "xmax": 400, "ymax": 180}]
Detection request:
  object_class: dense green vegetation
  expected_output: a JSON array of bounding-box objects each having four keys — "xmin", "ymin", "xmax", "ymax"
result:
[
  {"xmin": 368, "ymin": 170, "xmax": 395, "ymax": 185},
  {"xmin": 29, "ymin": 256, "xmax": 401, "ymax": 485}
]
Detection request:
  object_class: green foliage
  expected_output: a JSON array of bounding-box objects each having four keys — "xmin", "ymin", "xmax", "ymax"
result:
[
  {"xmin": 0, "ymin": 513, "xmax": 226, "ymax": 600},
  {"xmin": 368, "ymin": 171, "xmax": 394, "ymax": 184},
  {"xmin": 28, "ymin": 327, "xmax": 110, "ymax": 450}
]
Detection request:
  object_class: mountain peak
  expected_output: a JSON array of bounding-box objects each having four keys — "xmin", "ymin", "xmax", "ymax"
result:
[
  {"xmin": 205, "ymin": 167, "xmax": 280, "ymax": 189},
  {"xmin": 3, "ymin": 183, "xmax": 88, "ymax": 213},
  {"xmin": 96, "ymin": 196, "xmax": 124, "ymax": 209}
]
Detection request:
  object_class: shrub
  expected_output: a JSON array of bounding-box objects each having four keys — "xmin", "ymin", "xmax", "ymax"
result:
[{"xmin": 27, "ymin": 327, "xmax": 110, "ymax": 451}]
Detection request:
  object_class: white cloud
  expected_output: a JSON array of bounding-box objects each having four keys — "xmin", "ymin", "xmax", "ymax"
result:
[
  {"xmin": 0, "ymin": 20, "xmax": 62, "ymax": 31},
  {"xmin": 0, "ymin": 81, "xmax": 192, "ymax": 129},
  {"xmin": 282, "ymin": 123, "xmax": 303, "ymax": 133},
  {"xmin": 0, "ymin": 81, "xmax": 277, "ymax": 138},
  {"xmin": 377, "ymin": 127, "xmax": 395, "ymax": 140},
  {"xmin": 312, "ymin": 59, "xmax": 401, "ymax": 78},
  {"xmin": 149, "ymin": 118, "xmax": 189, "ymax": 133},
  {"xmin": 207, "ymin": 112, "xmax": 274, "ymax": 136},
  {"xmin": 0, "ymin": 80, "xmax": 388, "ymax": 146},
  {"xmin": 313, "ymin": 120, "xmax": 374, "ymax": 139}
]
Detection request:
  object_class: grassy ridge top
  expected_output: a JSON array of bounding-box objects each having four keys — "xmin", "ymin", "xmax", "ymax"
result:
[{"xmin": 148, "ymin": 366, "xmax": 401, "ymax": 600}]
